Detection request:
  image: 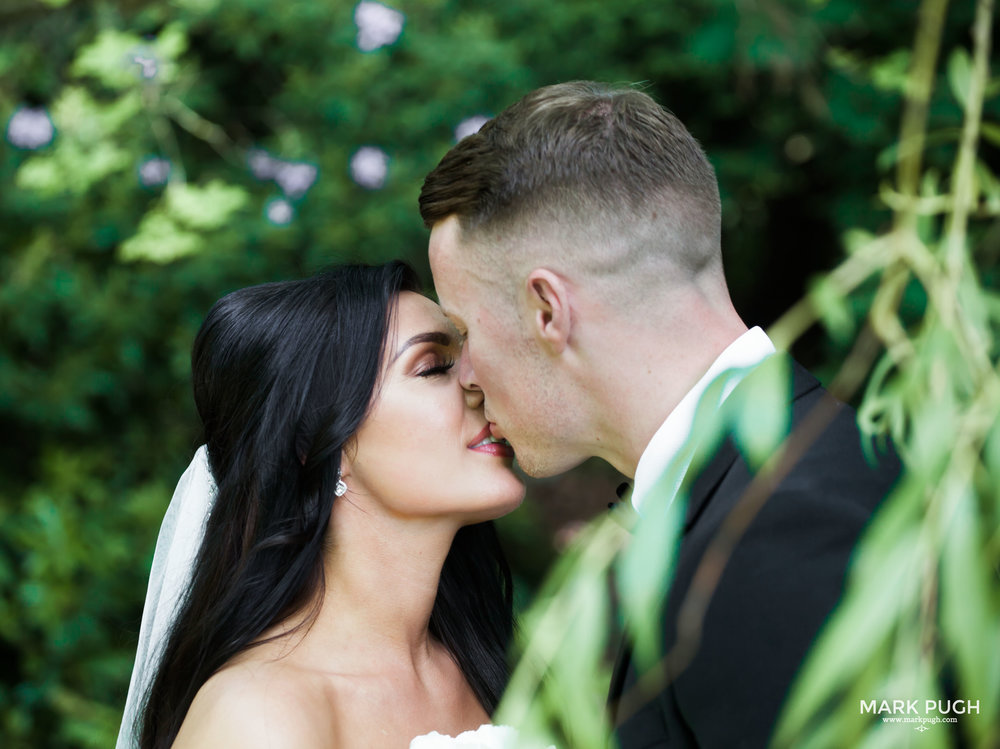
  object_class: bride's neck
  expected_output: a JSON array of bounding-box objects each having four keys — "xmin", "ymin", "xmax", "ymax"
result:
[{"xmin": 286, "ymin": 499, "xmax": 457, "ymax": 671}]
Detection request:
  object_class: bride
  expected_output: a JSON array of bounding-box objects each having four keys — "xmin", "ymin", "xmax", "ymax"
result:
[{"xmin": 118, "ymin": 262, "xmax": 525, "ymax": 748}]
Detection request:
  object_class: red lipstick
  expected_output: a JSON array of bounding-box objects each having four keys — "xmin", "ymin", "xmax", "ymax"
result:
[{"xmin": 468, "ymin": 424, "xmax": 515, "ymax": 458}]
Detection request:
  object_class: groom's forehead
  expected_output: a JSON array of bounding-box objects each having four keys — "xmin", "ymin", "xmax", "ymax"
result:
[
  {"xmin": 428, "ymin": 216, "xmax": 463, "ymax": 264},
  {"xmin": 429, "ymin": 222, "xmax": 478, "ymax": 291}
]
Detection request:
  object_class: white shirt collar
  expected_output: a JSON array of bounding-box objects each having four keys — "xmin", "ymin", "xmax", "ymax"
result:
[{"xmin": 631, "ymin": 326, "xmax": 776, "ymax": 512}]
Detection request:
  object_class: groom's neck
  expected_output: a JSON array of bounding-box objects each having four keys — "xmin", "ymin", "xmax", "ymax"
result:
[{"xmin": 578, "ymin": 291, "xmax": 748, "ymax": 477}]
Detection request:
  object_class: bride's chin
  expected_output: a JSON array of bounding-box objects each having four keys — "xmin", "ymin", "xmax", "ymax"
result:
[
  {"xmin": 491, "ymin": 490, "xmax": 527, "ymax": 519},
  {"xmin": 459, "ymin": 492, "xmax": 525, "ymax": 525}
]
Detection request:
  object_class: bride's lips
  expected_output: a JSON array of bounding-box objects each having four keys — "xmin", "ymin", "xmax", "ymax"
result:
[{"xmin": 467, "ymin": 424, "xmax": 515, "ymax": 458}]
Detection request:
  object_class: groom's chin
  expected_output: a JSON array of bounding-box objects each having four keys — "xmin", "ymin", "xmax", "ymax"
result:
[{"xmin": 514, "ymin": 451, "xmax": 586, "ymax": 480}]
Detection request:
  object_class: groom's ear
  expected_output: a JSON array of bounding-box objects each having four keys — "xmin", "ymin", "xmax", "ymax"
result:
[{"xmin": 525, "ymin": 269, "xmax": 571, "ymax": 355}]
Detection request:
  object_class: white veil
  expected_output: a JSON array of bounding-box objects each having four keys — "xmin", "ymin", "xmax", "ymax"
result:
[{"xmin": 116, "ymin": 446, "xmax": 216, "ymax": 749}]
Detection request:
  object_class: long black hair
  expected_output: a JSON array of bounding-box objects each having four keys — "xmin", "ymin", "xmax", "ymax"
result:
[{"xmin": 138, "ymin": 262, "xmax": 514, "ymax": 749}]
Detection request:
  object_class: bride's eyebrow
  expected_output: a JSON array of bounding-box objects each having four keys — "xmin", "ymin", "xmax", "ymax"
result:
[{"xmin": 391, "ymin": 331, "xmax": 454, "ymax": 363}]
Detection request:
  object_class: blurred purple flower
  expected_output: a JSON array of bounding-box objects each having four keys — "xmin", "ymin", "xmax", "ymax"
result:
[
  {"xmin": 265, "ymin": 198, "xmax": 294, "ymax": 225},
  {"xmin": 6, "ymin": 107, "xmax": 54, "ymax": 150},
  {"xmin": 350, "ymin": 146, "xmax": 389, "ymax": 190},
  {"xmin": 354, "ymin": 1, "xmax": 404, "ymax": 52},
  {"xmin": 274, "ymin": 162, "xmax": 318, "ymax": 199},
  {"xmin": 138, "ymin": 157, "xmax": 171, "ymax": 187},
  {"xmin": 248, "ymin": 149, "xmax": 280, "ymax": 180}
]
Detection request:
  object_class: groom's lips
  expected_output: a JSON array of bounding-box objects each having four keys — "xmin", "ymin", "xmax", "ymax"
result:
[{"xmin": 468, "ymin": 424, "xmax": 515, "ymax": 458}]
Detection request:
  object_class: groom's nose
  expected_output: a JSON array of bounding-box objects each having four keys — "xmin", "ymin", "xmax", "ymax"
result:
[{"xmin": 459, "ymin": 347, "xmax": 484, "ymax": 408}]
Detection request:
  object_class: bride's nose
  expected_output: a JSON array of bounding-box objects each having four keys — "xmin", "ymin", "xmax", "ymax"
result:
[{"xmin": 463, "ymin": 387, "xmax": 484, "ymax": 409}]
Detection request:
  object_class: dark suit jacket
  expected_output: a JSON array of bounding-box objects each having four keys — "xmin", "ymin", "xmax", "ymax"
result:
[{"xmin": 608, "ymin": 360, "xmax": 901, "ymax": 748}]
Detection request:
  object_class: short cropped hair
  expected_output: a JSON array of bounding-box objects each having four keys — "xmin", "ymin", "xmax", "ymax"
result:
[{"xmin": 420, "ymin": 81, "xmax": 723, "ymax": 286}]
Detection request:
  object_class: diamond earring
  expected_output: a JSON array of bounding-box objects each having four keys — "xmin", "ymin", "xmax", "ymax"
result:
[{"xmin": 335, "ymin": 475, "xmax": 347, "ymax": 497}]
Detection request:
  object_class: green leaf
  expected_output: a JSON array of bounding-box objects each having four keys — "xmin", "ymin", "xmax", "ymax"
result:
[
  {"xmin": 947, "ymin": 47, "xmax": 972, "ymax": 109},
  {"xmin": 843, "ymin": 228, "xmax": 878, "ymax": 256},
  {"xmin": 71, "ymin": 29, "xmax": 149, "ymax": 90},
  {"xmin": 71, "ymin": 24, "xmax": 188, "ymax": 90},
  {"xmin": 118, "ymin": 212, "xmax": 202, "ymax": 263},
  {"xmin": 870, "ymin": 50, "xmax": 911, "ymax": 93},
  {"xmin": 165, "ymin": 181, "xmax": 249, "ymax": 231},
  {"xmin": 730, "ymin": 354, "xmax": 791, "ymax": 469},
  {"xmin": 776, "ymin": 488, "xmax": 923, "ymax": 746},
  {"xmin": 974, "ymin": 159, "xmax": 1000, "ymax": 214},
  {"xmin": 857, "ymin": 353, "xmax": 905, "ymax": 459},
  {"xmin": 979, "ymin": 122, "xmax": 1000, "ymax": 149},
  {"xmin": 496, "ymin": 517, "xmax": 624, "ymax": 749},
  {"xmin": 155, "ymin": 23, "xmax": 190, "ymax": 62},
  {"xmin": 615, "ymin": 481, "xmax": 684, "ymax": 669},
  {"xmin": 548, "ymin": 571, "xmax": 612, "ymax": 748},
  {"xmin": 15, "ymin": 157, "xmax": 63, "ymax": 194},
  {"xmin": 809, "ymin": 275, "xmax": 855, "ymax": 344},
  {"xmin": 939, "ymin": 486, "xmax": 1000, "ymax": 741}
]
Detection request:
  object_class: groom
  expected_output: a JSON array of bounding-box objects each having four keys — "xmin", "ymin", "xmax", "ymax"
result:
[{"xmin": 419, "ymin": 81, "xmax": 899, "ymax": 747}]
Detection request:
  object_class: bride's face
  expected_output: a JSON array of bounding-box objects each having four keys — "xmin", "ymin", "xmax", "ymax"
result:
[{"xmin": 343, "ymin": 292, "xmax": 525, "ymax": 523}]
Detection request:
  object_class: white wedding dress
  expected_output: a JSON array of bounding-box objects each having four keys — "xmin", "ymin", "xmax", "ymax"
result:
[{"xmin": 410, "ymin": 723, "xmax": 521, "ymax": 748}]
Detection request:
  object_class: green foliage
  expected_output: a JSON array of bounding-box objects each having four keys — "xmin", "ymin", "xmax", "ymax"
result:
[
  {"xmin": 497, "ymin": 515, "xmax": 629, "ymax": 749},
  {"xmin": 2, "ymin": 0, "xmax": 997, "ymax": 747},
  {"xmin": 120, "ymin": 181, "xmax": 250, "ymax": 262}
]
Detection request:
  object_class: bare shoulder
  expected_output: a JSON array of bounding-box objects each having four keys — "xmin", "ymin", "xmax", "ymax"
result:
[{"xmin": 172, "ymin": 660, "xmax": 337, "ymax": 748}]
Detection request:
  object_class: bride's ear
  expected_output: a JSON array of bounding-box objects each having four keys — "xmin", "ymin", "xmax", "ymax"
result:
[
  {"xmin": 337, "ymin": 440, "xmax": 357, "ymax": 481},
  {"xmin": 525, "ymin": 269, "xmax": 572, "ymax": 355}
]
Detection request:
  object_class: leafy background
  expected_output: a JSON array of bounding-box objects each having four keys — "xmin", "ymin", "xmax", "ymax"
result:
[{"xmin": 0, "ymin": 0, "xmax": 995, "ymax": 746}]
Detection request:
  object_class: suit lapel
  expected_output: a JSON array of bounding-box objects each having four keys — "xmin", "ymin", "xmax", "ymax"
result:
[
  {"xmin": 682, "ymin": 355, "xmax": 822, "ymax": 531},
  {"xmin": 607, "ymin": 357, "xmax": 824, "ymax": 719},
  {"xmin": 683, "ymin": 438, "xmax": 740, "ymax": 532}
]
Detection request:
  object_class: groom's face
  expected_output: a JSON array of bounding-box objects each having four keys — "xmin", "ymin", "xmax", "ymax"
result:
[{"xmin": 429, "ymin": 217, "xmax": 579, "ymax": 478}]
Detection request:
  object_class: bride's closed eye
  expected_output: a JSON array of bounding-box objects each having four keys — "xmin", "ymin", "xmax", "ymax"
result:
[{"xmin": 416, "ymin": 355, "xmax": 455, "ymax": 378}]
